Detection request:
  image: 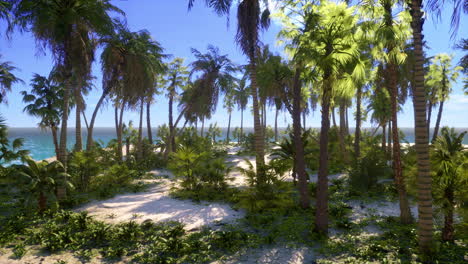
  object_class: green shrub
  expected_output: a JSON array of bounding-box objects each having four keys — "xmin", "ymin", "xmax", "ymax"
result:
[{"xmin": 90, "ymin": 164, "xmax": 137, "ymax": 198}]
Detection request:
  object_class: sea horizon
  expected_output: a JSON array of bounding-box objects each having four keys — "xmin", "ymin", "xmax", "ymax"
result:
[{"xmin": 5, "ymin": 127, "xmax": 468, "ymax": 161}]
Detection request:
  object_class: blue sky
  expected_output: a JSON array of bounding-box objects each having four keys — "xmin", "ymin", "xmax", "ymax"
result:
[{"xmin": 0, "ymin": 0, "xmax": 466, "ymax": 128}]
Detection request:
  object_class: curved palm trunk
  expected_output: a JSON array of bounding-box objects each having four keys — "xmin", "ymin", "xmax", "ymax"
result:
[
  {"xmin": 292, "ymin": 68, "xmax": 310, "ymax": 209},
  {"xmin": 316, "ymin": 72, "xmax": 332, "ymax": 235},
  {"xmin": 389, "ymin": 63, "xmax": 413, "ymax": 224},
  {"xmin": 147, "ymin": 99, "xmax": 153, "ymax": 144},
  {"xmin": 354, "ymin": 85, "xmax": 362, "ymax": 158},
  {"xmin": 137, "ymin": 98, "xmax": 144, "ymax": 160},
  {"xmin": 410, "ymin": 0, "xmax": 433, "ymax": 253},
  {"xmin": 431, "ymin": 100, "xmax": 444, "ymax": 142},
  {"xmin": 226, "ymin": 111, "xmax": 232, "ymax": 143},
  {"xmin": 249, "ymin": 60, "xmax": 266, "ymax": 179},
  {"xmin": 87, "ymin": 88, "xmax": 109, "ymax": 149},
  {"xmin": 51, "ymin": 125, "xmax": 60, "ymax": 158}
]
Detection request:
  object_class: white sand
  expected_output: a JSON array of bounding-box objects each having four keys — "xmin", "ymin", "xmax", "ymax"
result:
[{"xmin": 75, "ymin": 177, "xmax": 245, "ymax": 231}]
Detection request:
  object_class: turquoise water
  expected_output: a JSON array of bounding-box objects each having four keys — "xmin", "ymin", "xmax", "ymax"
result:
[{"xmin": 5, "ymin": 127, "xmax": 468, "ymax": 162}]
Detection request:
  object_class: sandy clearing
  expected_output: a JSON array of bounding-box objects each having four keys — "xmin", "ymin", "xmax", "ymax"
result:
[{"xmin": 75, "ymin": 178, "xmax": 245, "ymax": 231}]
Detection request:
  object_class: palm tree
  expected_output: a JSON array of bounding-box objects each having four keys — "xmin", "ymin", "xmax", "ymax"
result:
[
  {"xmin": 189, "ymin": 0, "xmax": 271, "ymax": 177},
  {"xmin": 426, "ymin": 54, "xmax": 461, "ymax": 142},
  {"xmin": 21, "ymin": 73, "xmax": 64, "ymax": 158},
  {"xmin": 0, "ymin": 55, "xmax": 22, "ymax": 104},
  {"xmin": 233, "ymin": 74, "xmax": 249, "ymax": 143},
  {"xmin": 98, "ymin": 27, "xmax": 165, "ymax": 159},
  {"xmin": 0, "ymin": 116, "xmax": 29, "ymax": 164},
  {"xmin": 407, "ymin": 0, "xmax": 433, "ymax": 252},
  {"xmin": 12, "ymin": 157, "xmax": 72, "ymax": 212},
  {"xmin": 369, "ymin": 0, "xmax": 413, "ymax": 224},
  {"xmin": 188, "ymin": 45, "xmax": 237, "ymax": 137},
  {"xmin": 224, "ymin": 85, "xmax": 236, "ymax": 143},
  {"xmin": 279, "ymin": 0, "xmax": 360, "ymax": 234},
  {"xmin": 164, "ymin": 58, "xmax": 189, "ymax": 155},
  {"xmin": 11, "ymin": 0, "xmax": 122, "ymax": 176},
  {"xmin": 432, "ymin": 127, "xmax": 467, "ymax": 242}
]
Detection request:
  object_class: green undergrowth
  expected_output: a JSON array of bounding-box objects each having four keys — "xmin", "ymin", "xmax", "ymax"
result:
[
  {"xmin": 317, "ymin": 216, "xmax": 467, "ymax": 264},
  {"xmin": 0, "ymin": 210, "xmax": 261, "ymax": 263}
]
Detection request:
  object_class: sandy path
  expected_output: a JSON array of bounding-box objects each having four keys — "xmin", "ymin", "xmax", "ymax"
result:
[{"xmin": 75, "ymin": 178, "xmax": 245, "ymax": 231}]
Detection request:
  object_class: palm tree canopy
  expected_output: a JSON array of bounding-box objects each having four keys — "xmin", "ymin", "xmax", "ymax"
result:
[
  {"xmin": 21, "ymin": 73, "xmax": 64, "ymax": 129},
  {"xmin": 11, "ymin": 0, "xmax": 122, "ymax": 59},
  {"xmin": 189, "ymin": 45, "xmax": 238, "ymax": 116},
  {"xmin": 0, "ymin": 55, "xmax": 23, "ymax": 104}
]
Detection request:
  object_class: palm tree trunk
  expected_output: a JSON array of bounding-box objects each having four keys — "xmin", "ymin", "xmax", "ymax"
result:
[
  {"xmin": 116, "ymin": 103, "xmax": 124, "ymax": 162},
  {"xmin": 274, "ymin": 108, "xmax": 279, "ymax": 142},
  {"xmin": 51, "ymin": 125, "xmax": 60, "ymax": 158},
  {"xmin": 382, "ymin": 124, "xmax": 387, "ymax": 153},
  {"xmin": 387, "ymin": 120, "xmax": 392, "ymax": 157},
  {"xmin": 227, "ymin": 111, "xmax": 232, "ymax": 143},
  {"xmin": 292, "ymin": 68, "xmax": 310, "ymax": 209},
  {"xmin": 410, "ymin": 0, "xmax": 433, "ymax": 252},
  {"xmin": 201, "ymin": 117, "xmax": 205, "ymax": 137},
  {"xmin": 389, "ymin": 63, "xmax": 413, "ymax": 224},
  {"xmin": 339, "ymin": 99, "xmax": 349, "ymax": 164},
  {"xmin": 57, "ymin": 36, "xmax": 73, "ymax": 200},
  {"xmin": 38, "ymin": 191, "xmax": 47, "ymax": 213},
  {"xmin": 114, "ymin": 105, "xmax": 121, "ymax": 161},
  {"xmin": 432, "ymin": 100, "xmax": 444, "ymax": 142},
  {"xmin": 355, "ymin": 85, "xmax": 362, "ymax": 158},
  {"xmin": 82, "ymin": 110, "xmax": 89, "ymax": 131},
  {"xmin": 316, "ymin": 72, "xmax": 332, "ymax": 235},
  {"xmin": 427, "ymin": 101, "xmax": 433, "ymax": 136},
  {"xmin": 168, "ymin": 93, "xmax": 176, "ymax": 153},
  {"xmin": 137, "ymin": 98, "xmax": 144, "ymax": 160},
  {"xmin": 332, "ymin": 107, "xmax": 337, "ymax": 127},
  {"xmin": 240, "ymin": 109, "xmax": 244, "ymax": 143},
  {"xmin": 442, "ymin": 187, "xmax": 454, "ymax": 242},
  {"xmin": 75, "ymin": 93, "xmax": 82, "ymax": 151},
  {"xmin": 249, "ymin": 60, "xmax": 266, "ymax": 178},
  {"xmin": 345, "ymin": 106, "xmax": 350, "ymax": 135},
  {"xmin": 86, "ymin": 88, "xmax": 109, "ymax": 149},
  {"xmin": 147, "ymin": 99, "xmax": 153, "ymax": 144}
]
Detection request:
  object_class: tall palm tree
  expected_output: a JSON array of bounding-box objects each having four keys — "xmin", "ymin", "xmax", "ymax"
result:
[
  {"xmin": 233, "ymin": 74, "xmax": 249, "ymax": 143},
  {"xmin": 280, "ymin": 0, "xmax": 360, "ymax": 234},
  {"xmin": 407, "ymin": 0, "xmax": 433, "ymax": 252},
  {"xmin": 164, "ymin": 58, "xmax": 189, "ymax": 155},
  {"xmin": 408, "ymin": 0, "xmax": 466, "ymax": 252},
  {"xmin": 367, "ymin": 0, "xmax": 413, "ymax": 224},
  {"xmin": 425, "ymin": 54, "xmax": 461, "ymax": 142},
  {"xmin": 11, "ymin": 0, "xmax": 122, "ymax": 176},
  {"xmin": 224, "ymin": 83, "xmax": 236, "ymax": 143},
  {"xmin": 21, "ymin": 73, "xmax": 64, "ymax": 158},
  {"xmin": 189, "ymin": 0, "xmax": 271, "ymax": 177},
  {"xmin": 0, "ymin": 55, "xmax": 22, "ymax": 104}
]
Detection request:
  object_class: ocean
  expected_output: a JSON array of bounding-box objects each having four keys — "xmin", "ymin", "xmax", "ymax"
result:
[{"xmin": 5, "ymin": 127, "xmax": 468, "ymax": 162}]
